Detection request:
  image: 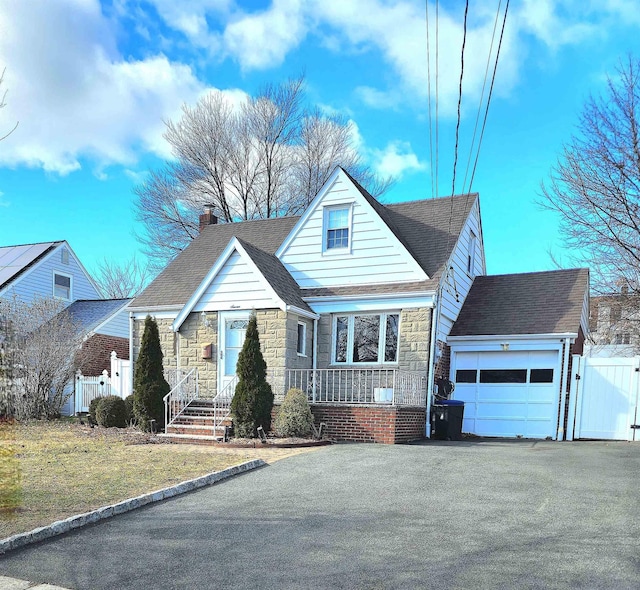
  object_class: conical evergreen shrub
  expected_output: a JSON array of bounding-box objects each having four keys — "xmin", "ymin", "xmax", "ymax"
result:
[
  {"xmin": 230, "ymin": 313, "xmax": 274, "ymax": 438},
  {"xmin": 133, "ymin": 315, "xmax": 170, "ymax": 432}
]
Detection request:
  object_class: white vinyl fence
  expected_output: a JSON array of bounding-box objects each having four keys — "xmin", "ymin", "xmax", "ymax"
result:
[
  {"xmin": 568, "ymin": 356, "xmax": 640, "ymax": 441},
  {"xmin": 74, "ymin": 352, "xmax": 132, "ymax": 414}
]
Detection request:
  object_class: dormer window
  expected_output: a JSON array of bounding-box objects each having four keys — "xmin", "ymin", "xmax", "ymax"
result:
[{"xmin": 324, "ymin": 205, "xmax": 352, "ymax": 253}]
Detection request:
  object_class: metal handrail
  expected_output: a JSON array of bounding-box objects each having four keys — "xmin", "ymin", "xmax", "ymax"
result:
[
  {"xmin": 210, "ymin": 376, "xmax": 238, "ymax": 433},
  {"xmin": 163, "ymin": 367, "xmax": 199, "ymax": 428}
]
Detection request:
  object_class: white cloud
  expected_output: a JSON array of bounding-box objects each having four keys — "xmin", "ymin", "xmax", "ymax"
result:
[
  {"xmin": 0, "ymin": 190, "xmax": 8, "ymax": 207},
  {"xmin": 222, "ymin": 0, "xmax": 307, "ymax": 70},
  {"xmin": 0, "ymin": 0, "xmax": 209, "ymax": 174},
  {"xmin": 371, "ymin": 141, "xmax": 427, "ymax": 179}
]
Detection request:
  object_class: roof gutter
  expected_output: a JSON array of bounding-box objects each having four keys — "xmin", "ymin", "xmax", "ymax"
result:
[
  {"xmin": 303, "ymin": 290, "xmax": 436, "ymax": 303},
  {"xmin": 286, "ymin": 305, "xmax": 319, "ymax": 320},
  {"xmin": 128, "ymin": 305, "xmax": 183, "ymax": 313},
  {"xmin": 448, "ymin": 333, "xmax": 578, "ymax": 343}
]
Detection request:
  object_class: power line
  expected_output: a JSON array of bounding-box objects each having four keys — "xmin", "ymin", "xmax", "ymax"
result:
[
  {"xmin": 426, "ymin": 0, "xmax": 435, "ymax": 200},
  {"xmin": 435, "ymin": 0, "xmax": 440, "ymax": 200},
  {"xmin": 462, "ymin": 0, "xmax": 502, "ymax": 196},
  {"xmin": 450, "ymin": 0, "xmax": 469, "ymax": 200},
  {"xmin": 467, "ymin": 0, "xmax": 511, "ymax": 194}
]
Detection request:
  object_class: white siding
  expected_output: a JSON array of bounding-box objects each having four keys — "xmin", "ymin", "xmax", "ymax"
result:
[
  {"xmin": 3, "ymin": 244, "xmax": 100, "ymax": 304},
  {"xmin": 97, "ymin": 307, "xmax": 130, "ymax": 338},
  {"xmin": 437, "ymin": 198, "xmax": 485, "ymax": 343},
  {"xmin": 193, "ymin": 251, "xmax": 281, "ymax": 312},
  {"xmin": 279, "ymin": 174, "xmax": 427, "ymax": 288}
]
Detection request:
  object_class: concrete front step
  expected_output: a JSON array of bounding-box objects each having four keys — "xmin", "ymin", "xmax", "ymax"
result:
[{"xmin": 172, "ymin": 416, "xmax": 232, "ymax": 427}]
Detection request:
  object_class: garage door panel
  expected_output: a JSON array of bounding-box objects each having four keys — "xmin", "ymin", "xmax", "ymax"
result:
[{"xmin": 452, "ymin": 349, "xmax": 561, "ymax": 440}]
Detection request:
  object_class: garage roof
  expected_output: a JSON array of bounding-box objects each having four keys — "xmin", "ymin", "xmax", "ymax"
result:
[{"xmin": 450, "ymin": 268, "xmax": 589, "ymax": 337}]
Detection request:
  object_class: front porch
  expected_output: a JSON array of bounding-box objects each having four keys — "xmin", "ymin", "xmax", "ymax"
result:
[{"xmin": 162, "ymin": 368, "xmax": 428, "ymax": 443}]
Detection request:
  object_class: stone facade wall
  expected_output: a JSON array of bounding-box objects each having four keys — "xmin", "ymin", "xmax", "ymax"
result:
[
  {"xmin": 132, "ymin": 317, "xmax": 178, "ymax": 372},
  {"xmin": 177, "ymin": 312, "xmax": 218, "ymax": 397}
]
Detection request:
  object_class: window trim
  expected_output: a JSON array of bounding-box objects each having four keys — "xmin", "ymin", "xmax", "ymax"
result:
[
  {"xmin": 53, "ymin": 271, "xmax": 72, "ymax": 301},
  {"xmin": 331, "ymin": 312, "xmax": 400, "ymax": 365},
  {"xmin": 297, "ymin": 321, "xmax": 307, "ymax": 357},
  {"xmin": 322, "ymin": 204, "xmax": 353, "ymax": 255}
]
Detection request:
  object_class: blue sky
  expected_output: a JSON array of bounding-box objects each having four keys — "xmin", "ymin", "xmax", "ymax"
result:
[{"xmin": 0, "ymin": 0, "xmax": 639, "ymax": 280}]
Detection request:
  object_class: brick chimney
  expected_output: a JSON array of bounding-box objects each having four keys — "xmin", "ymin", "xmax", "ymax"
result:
[{"xmin": 199, "ymin": 205, "xmax": 218, "ymax": 232}]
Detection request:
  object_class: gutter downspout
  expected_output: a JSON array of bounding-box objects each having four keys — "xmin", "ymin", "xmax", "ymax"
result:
[
  {"xmin": 425, "ymin": 289, "xmax": 440, "ymax": 438},
  {"xmin": 557, "ymin": 336, "xmax": 572, "ymax": 441},
  {"xmin": 312, "ymin": 317, "xmax": 318, "ymax": 403},
  {"xmin": 128, "ymin": 312, "xmax": 134, "ymax": 395}
]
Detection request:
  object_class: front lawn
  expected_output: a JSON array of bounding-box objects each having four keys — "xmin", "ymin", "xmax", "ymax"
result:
[{"xmin": 0, "ymin": 420, "xmax": 317, "ymax": 539}]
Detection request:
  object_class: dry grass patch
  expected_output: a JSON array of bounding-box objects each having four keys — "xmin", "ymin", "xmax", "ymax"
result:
[{"xmin": 0, "ymin": 420, "xmax": 320, "ymax": 539}]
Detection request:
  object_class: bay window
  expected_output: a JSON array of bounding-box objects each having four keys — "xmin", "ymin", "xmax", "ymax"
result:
[{"xmin": 332, "ymin": 313, "xmax": 400, "ymax": 364}]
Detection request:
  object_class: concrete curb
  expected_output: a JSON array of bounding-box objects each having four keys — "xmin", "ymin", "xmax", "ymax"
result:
[{"xmin": 0, "ymin": 459, "xmax": 266, "ymax": 555}]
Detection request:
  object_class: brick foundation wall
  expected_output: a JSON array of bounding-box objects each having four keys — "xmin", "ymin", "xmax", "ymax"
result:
[
  {"xmin": 303, "ymin": 404, "xmax": 426, "ymax": 444},
  {"xmin": 77, "ymin": 334, "xmax": 128, "ymax": 375}
]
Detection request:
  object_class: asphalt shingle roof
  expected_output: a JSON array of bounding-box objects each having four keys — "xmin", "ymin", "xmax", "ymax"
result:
[
  {"xmin": 449, "ymin": 268, "xmax": 589, "ymax": 337},
  {"xmin": 64, "ymin": 298, "xmax": 131, "ymax": 335},
  {"xmin": 132, "ymin": 174, "xmax": 476, "ymax": 309}
]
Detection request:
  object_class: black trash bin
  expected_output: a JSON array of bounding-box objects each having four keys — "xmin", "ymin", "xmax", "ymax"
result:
[{"xmin": 432, "ymin": 400, "xmax": 465, "ymax": 441}]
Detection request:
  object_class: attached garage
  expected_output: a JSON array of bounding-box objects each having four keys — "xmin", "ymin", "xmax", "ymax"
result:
[
  {"xmin": 451, "ymin": 348, "xmax": 562, "ymax": 439},
  {"xmin": 447, "ymin": 269, "xmax": 590, "ymax": 440}
]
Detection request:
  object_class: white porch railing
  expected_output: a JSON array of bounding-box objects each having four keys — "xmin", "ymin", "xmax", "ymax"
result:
[
  {"xmin": 278, "ymin": 369, "xmax": 427, "ymax": 406},
  {"xmin": 163, "ymin": 367, "xmax": 199, "ymax": 427}
]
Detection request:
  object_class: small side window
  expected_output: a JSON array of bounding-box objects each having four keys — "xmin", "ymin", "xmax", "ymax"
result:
[
  {"xmin": 456, "ymin": 369, "xmax": 477, "ymax": 383},
  {"xmin": 61, "ymin": 249, "xmax": 69, "ymax": 264},
  {"xmin": 297, "ymin": 322, "xmax": 306, "ymax": 356},
  {"xmin": 530, "ymin": 369, "xmax": 554, "ymax": 383}
]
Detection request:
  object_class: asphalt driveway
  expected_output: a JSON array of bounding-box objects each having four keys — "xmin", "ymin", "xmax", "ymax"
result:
[{"xmin": 1, "ymin": 440, "xmax": 639, "ymax": 590}]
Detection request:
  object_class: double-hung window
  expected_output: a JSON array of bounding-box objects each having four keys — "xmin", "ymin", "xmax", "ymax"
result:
[
  {"xmin": 53, "ymin": 272, "xmax": 72, "ymax": 300},
  {"xmin": 324, "ymin": 206, "xmax": 351, "ymax": 251},
  {"xmin": 333, "ymin": 313, "xmax": 399, "ymax": 364}
]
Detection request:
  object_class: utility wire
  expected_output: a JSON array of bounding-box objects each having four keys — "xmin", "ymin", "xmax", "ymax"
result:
[
  {"xmin": 435, "ymin": 0, "xmax": 439, "ymax": 200},
  {"xmin": 467, "ymin": 0, "xmax": 510, "ymax": 194},
  {"xmin": 426, "ymin": 0, "xmax": 435, "ymax": 200},
  {"xmin": 450, "ymin": 0, "xmax": 469, "ymax": 200},
  {"xmin": 461, "ymin": 0, "xmax": 502, "ymax": 196}
]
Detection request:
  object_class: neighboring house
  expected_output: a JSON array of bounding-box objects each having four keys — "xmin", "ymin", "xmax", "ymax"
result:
[
  {"xmin": 0, "ymin": 240, "xmax": 131, "ymax": 415},
  {"xmin": 0, "ymin": 240, "xmax": 101, "ymax": 304},
  {"xmin": 585, "ymin": 291, "xmax": 639, "ymax": 357},
  {"xmin": 130, "ymin": 167, "xmax": 589, "ymax": 443}
]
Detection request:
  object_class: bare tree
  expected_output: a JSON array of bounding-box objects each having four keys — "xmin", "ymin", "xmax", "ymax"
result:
[
  {"xmin": 94, "ymin": 257, "xmax": 153, "ymax": 299},
  {"xmin": 135, "ymin": 76, "xmax": 391, "ymax": 268},
  {"xmin": 0, "ymin": 68, "xmax": 18, "ymax": 142},
  {"xmin": 540, "ymin": 56, "xmax": 640, "ymax": 296},
  {"xmin": 0, "ymin": 296, "xmax": 86, "ymax": 420}
]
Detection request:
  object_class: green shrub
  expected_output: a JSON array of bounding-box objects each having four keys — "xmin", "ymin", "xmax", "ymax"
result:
[
  {"xmin": 133, "ymin": 316, "xmax": 170, "ymax": 432},
  {"xmin": 95, "ymin": 395, "xmax": 127, "ymax": 428},
  {"xmin": 124, "ymin": 394, "xmax": 135, "ymax": 423},
  {"xmin": 88, "ymin": 396, "xmax": 104, "ymax": 424},
  {"xmin": 274, "ymin": 388, "xmax": 314, "ymax": 438},
  {"xmin": 230, "ymin": 313, "xmax": 274, "ymax": 438}
]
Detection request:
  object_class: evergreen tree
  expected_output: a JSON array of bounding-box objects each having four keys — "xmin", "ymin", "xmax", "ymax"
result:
[
  {"xmin": 133, "ymin": 315, "xmax": 169, "ymax": 432},
  {"xmin": 230, "ymin": 313, "xmax": 274, "ymax": 437}
]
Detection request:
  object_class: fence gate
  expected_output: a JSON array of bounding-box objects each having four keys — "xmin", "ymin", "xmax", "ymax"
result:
[{"xmin": 569, "ymin": 356, "xmax": 640, "ymax": 441}]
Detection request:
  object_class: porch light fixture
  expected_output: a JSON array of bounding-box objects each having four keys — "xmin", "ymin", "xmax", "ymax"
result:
[
  {"xmin": 501, "ymin": 343, "xmax": 510, "ymax": 351},
  {"xmin": 200, "ymin": 311, "xmax": 214, "ymax": 329}
]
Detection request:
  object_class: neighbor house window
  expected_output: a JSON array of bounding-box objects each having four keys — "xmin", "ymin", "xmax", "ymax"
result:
[
  {"xmin": 324, "ymin": 206, "xmax": 351, "ymax": 251},
  {"xmin": 614, "ymin": 333, "xmax": 630, "ymax": 345},
  {"xmin": 332, "ymin": 313, "xmax": 399, "ymax": 364},
  {"xmin": 53, "ymin": 273, "xmax": 71, "ymax": 300},
  {"xmin": 297, "ymin": 322, "xmax": 307, "ymax": 356},
  {"xmin": 61, "ymin": 249, "xmax": 69, "ymax": 264}
]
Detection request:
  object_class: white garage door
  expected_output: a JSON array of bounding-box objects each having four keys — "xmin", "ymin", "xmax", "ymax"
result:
[{"xmin": 452, "ymin": 350, "xmax": 561, "ymax": 439}]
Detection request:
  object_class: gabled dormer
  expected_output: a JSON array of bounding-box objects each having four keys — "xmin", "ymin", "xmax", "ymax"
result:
[{"xmin": 276, "ymin": 168, "xmax": 428, "ymax": 289}]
